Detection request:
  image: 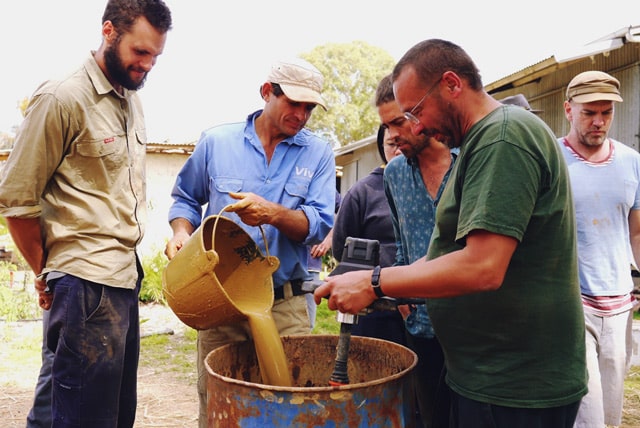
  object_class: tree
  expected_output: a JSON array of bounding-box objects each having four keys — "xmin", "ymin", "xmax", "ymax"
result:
[
  {"xmin": 18, "ymin": 96, "xmax": 29, "ymax": 118},
  {"xmin": 0, "ymin": 132, "xmax": 14, "ymax": 150},
  {"xmin": 0, "ymin": 97, "xmax": 27, "ymax": 150},
  {"xmin": 301, "ymin": 41, "xmax": 395, "ymax": 148}
]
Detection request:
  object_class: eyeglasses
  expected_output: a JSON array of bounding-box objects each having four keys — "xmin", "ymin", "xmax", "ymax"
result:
[
  {"xmin": 404, "ymin": 78, "xmax": 441, "ymax": 124},
  {"xmin": 384, "ymin": 141, "xmax": 400, "ymax": 150}
]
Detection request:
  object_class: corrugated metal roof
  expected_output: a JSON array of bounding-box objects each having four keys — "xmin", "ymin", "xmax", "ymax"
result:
[
  {"xmin": 485, "ymin": 25, "xmax": 640, "ymax": 93},
  {"xmin": 0, "ymin": 142, "xmax": 196, "ymax": 161},
  {"xmin": 334, "ymin": 24, "xmax": 640, "ymax": 161},
  {"xmin": 333, "ymin": 134, "xmax": 376, "ymax": 156},
  {"xmin": 146, "ymin": 141, "xmax": 195, "ymax": 155}
]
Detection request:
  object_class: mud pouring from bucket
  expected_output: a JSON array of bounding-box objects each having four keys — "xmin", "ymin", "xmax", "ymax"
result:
[
  {"xmin": 163, "ymin": 214, "xmax": 419, "ymax": 426},
  {"xmin": 162, "ymin": 211, "xmax": 292, "ymax": 386}
]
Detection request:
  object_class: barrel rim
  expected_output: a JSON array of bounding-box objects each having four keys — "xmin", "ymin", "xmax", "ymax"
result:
[{"xmin": 204, "ymin": 334, "xmax": 418, "ymax": 392}]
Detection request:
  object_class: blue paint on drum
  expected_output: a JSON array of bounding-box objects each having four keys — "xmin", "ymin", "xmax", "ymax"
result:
[{"xmin": 206, "ymin": 335, "xmax": 417, "ymax": 427}]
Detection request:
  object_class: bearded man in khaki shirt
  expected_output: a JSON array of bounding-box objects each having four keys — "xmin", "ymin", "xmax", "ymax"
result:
[{"xmin": 0, "ymin": 1, "xmax": 172, "ymax": 426}]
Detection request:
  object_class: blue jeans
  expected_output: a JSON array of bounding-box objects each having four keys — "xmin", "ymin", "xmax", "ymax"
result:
[
  {"xmin": 26, "ymin": 309, "xmax": 54, "ymax": 428},
  {"xmin": 47, "ymin": 273, "xmax": 141, "ymax": 428}
]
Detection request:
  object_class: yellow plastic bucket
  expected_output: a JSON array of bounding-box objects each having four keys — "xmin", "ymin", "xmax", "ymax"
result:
[{"xmin": 162, "ymin": 215, "xmax": 279, "ymax": 330}]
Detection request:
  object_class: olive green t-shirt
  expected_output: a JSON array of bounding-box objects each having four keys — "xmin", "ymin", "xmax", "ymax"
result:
[{"xmin": 427, "ymin": 105, "xmax": 587, "ymax": 408}]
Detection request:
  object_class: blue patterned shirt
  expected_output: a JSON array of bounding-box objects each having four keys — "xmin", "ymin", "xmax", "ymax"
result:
[{"xmin": 383, "ymin": 149, "xmax": 458, "ymax": 337}]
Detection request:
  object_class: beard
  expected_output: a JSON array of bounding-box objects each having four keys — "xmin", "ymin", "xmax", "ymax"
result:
[
  {"xmin": 416, "ymin": 129, "xmax": 457, "ymax": 149},
  {"xmin": 104, "ymin": 38, "xmax": 147, "ymax": 91},
  {"xmin": 425, "ymin": 99, "xmax": 458, "ymax": 148},
  {"xmin": 401, "ymin": 136, "xmax": 430, "ymax": 159},
  {"xmin": 440, "ymin": 134, "xmax": 457, "ymax": 148}
]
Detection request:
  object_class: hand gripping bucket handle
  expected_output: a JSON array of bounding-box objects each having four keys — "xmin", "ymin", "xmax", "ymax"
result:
[{"xmin": 162, "ymin": 206, "xmax": 280, "ymax": 330}]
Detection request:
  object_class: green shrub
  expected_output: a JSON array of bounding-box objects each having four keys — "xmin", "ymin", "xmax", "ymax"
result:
[
  {"xmin": 322, "ymin": 252, "xmax": 338, "ymax": 273},
  {"xmin": 0, "ymin": 261, "xmax": 40, "ymax": 321},
  {"xmin": 0, "ymin": 261, "xmax": 16, "ymax": 281},
  {"xmin": 0, "ymin": 287, "xmax": 40, "ymax": 321},
  {"xmin": 140, "ymin": 246, "xmax": 168, "ymax": 304}
]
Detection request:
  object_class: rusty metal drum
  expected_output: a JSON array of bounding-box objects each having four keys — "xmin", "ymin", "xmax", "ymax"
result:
[{"xmin": 205, "ymin": 335, "xmax": 418, "ymax": 427}]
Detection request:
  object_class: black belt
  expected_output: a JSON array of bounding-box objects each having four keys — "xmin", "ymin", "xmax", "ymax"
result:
[{"xmin": 274, "ymin": 279, "xmax": 306, "ymax": 300}]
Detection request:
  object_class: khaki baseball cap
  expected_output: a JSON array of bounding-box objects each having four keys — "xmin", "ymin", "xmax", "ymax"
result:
[
  {"xmin": 566, "ymin": 71, "xmax": 623, "ymax": 103},
  {"xmin": 267, "ymin": 58, "xmax": 327, "ymax": 110}
]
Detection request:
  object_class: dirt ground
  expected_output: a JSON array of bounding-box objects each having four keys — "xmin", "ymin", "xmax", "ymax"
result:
[
  {"xmin": 0, "ymin": 304, "xmax": 198, "ymax": 428},
  {"xmin": 4, "ymin": 306, "xmax": 640, "ymax": 427}
]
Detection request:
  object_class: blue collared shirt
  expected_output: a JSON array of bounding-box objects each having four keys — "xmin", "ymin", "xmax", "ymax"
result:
[{"xmin": 169, "ymin": 110, "xmax": 336, "ymax": 287}]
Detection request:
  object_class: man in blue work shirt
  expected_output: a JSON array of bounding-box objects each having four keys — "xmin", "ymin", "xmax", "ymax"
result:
[{"xmin": 164, "ymin": 58, "xmax": 336, "ymax": 428}]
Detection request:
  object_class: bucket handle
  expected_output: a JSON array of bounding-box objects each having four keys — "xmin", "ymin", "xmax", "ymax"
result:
[{"xmin": 212, "ymin": 204, "xmax": 275, "ymax": 265}]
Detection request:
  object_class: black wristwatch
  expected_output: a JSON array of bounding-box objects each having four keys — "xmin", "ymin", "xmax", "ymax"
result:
[{"xmin": 371, "ymin": 265, "xmax": 385, "ymax": 298}]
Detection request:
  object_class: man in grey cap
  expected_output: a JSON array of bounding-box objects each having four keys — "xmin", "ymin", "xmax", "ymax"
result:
[
  {"xmin": 165, "ymin": 58, "xmax": 335, "ymax": 427},
  {"xmin": 558, "ymin": 70, "xmax": 640, "ymax": 428}
]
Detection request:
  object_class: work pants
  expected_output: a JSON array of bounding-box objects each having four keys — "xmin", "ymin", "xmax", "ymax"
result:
[
  {"xmin": 47, "ymin": 274, "xmax": 141, "ymax": 428},
  {"xmin": 451, "ymin": 390, "xmax": 581, "ymax": 428},
  {"xmin": 26, "ymin": 309, "xmax": 54, "ymax": 428},
  {"xmin": 406, "ymin": 333, "xmax": 450, "ymax": 428},
  {"xmin": 574, "ymin": 309, "xmax": 634, "ymax": 428}
]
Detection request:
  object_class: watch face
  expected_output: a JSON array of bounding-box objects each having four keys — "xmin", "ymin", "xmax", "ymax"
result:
[{"xmin": 371, "ymin": 266, "xmax": 381, "ymax": 285}]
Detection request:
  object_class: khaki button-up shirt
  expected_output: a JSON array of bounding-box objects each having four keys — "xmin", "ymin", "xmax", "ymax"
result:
[{"xmin": 0, "ymin": 54, "xmax": 146, "ymax": 288}]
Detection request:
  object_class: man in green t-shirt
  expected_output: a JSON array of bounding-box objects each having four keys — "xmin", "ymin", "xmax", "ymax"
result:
[{"xmin": 314, "ymin": 39, "xmax": 587, "ymax": 428}]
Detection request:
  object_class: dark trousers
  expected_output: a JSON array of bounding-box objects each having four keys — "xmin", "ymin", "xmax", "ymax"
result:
[
  {"xmin": 26, "ymin": 309, "xmax": 54, "ymax": 428},
  {"xmin": 352, "ymin": 310, "xmax": 408, "ymax": 346},
  {"xmin": 47, "ymin": 273, "xmax": 141, "ymax": 428},
  {"xmin": 450, "ymin": 390, "xmax": 581, "ymax": 428},
  {"xmin": 405, "ymin": 333, "xmax": 450, "ymax": 428}
]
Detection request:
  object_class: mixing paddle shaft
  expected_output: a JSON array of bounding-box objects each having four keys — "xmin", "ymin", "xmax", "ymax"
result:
[
  {"xmin": 302, "ymin": 280, "xmax": 424, "ymax": 387},
  {"xmin": 329, "ymin": 311, "xmax": 358, "ymax": 386}
]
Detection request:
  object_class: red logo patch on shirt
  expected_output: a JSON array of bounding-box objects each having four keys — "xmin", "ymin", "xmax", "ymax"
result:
[{"xmin": 104, "ymin": 137, "xmax": 115, "ymax": 144}]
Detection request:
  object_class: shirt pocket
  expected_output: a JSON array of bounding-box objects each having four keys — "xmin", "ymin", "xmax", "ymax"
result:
[
  {"xmin": 283, "ymin": 178, "xmax": 310, "ymax": 208},
  {"xmin": 71, "ymin": 136, "xmax": 127, "ymax": 188},
  {"xmin": 75, "ymin": 138, "xmax": 121, "ymax": 157},
  {"xmin": 213, "ymin": 177, "xmax": 243, "ymax": 194},
  {"xmin": 135, "ymin": 128, "xmax": 147, "ymax": 144}
]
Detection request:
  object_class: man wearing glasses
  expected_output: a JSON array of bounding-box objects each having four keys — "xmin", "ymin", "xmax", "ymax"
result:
[
  {"xmin": 376, "ymin": 73, "xmax": 457, "ymax": 428},
  {"xmin": 315, "ymin": 39, "xmax": 587, "ymax": 427}
]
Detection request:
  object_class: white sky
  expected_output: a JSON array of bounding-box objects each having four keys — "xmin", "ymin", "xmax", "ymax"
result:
[{"xmin": 0, "ymin": 0, "xmax": 635, "ymax": 145}]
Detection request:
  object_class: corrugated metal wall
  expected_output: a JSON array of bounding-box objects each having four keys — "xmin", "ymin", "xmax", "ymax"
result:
[
  {"xmin": 492, "ymin": 42, "xmax": 640, "ymax": 151},
  {"xmin": 334, "ymin": 135, "xmax": 380, "ymax": 196},
  {"xmin": 336, "ymin": 38, "xmax": 640, "ymax": 194},
  {"xmin": 335, "ymin": 145, "xmax": 381, "ymax": 195}
]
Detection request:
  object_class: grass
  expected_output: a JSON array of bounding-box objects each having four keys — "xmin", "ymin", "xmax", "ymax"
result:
[
  {"xmin": 139, "ymin": 328, "xmax": 198, "ymax": 376},
  {"xmin": 624, "ymin": 365, "xmax": 640, "ymax": 425},
  {"xmin": 312, "ymin": 298, "xmax": 340, "ymax": 335},
  {"xmin": 136, "ymin": 299, "xmax": 339, "ymax": 376},
  {"xmin": 0, "ymin": 321, "xmax": 41, "ymax": 388}
]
